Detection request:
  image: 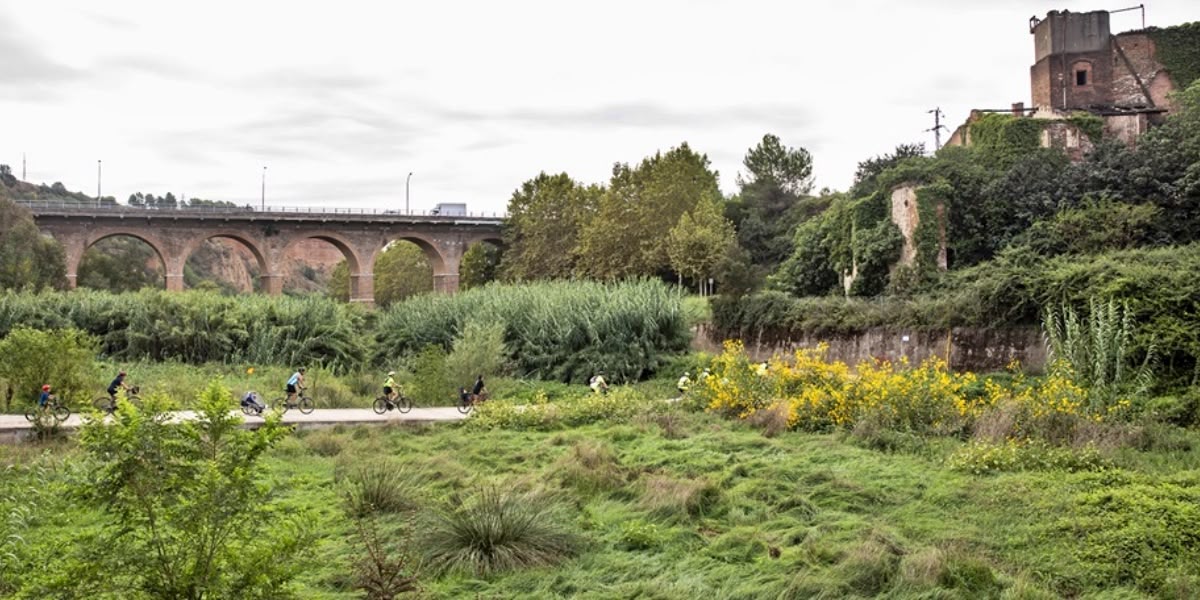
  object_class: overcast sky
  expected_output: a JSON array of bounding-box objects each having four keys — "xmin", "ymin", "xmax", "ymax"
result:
[{"xmin": 2, "ymin": 1, "xmax": 1194, "ymax": 215}]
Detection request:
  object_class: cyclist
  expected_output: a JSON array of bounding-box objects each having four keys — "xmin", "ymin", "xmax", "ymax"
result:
[
  {"xmin": 589, "ymin": 372, "xmax": 608, "ymax": 395},
  {"xmin": 471, "ymin": 375, "xmax": 486, "ymax": 399},
  {"xmin": 677, "ymin": 372, "xmax": 691, "ymax": 395},
  {"xmin": 383, "ymin": 371, "xmax": 399, "ymax": 403},
  {"xmin": 107, "ymin": 370, "xmax": 129, "ymax": 402},
  {"xmin": 285, "ymin": 367, "xmax": 306, "ymax": 404},
  {"xmin": 39, "ymin": 384, "xmax": 54, "ymax": 408}
]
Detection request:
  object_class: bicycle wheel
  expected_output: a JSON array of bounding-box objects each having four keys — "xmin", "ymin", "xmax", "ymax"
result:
[
  {"xmin": 397, "ymin": 395, "xmax": 412, "ymax": 414},
  {"xmin": 372, "ymin": 397, "xmax": 389, "ymax": 415},
  {"xmin": 127, "ymin": 395, "xmax": 143, "ymax": 410},
  {"xmin": 271, "ymin": 397, "xmax": 288, "ymax": 413},
  {"xmin": 53, "ymin": 404, "xmax": 70, "ymax": 422},
  {"xmin": 93, "ymin": 396, "xmax": 115, "ymax": 414},
  {"xmin": 24, "ymin": 407, "xmax": 37, "ymax": 422},
  {"xmin": 298, "ymin": 396, "xmax": 315, "ymax": 415},
  {"xmin": 241, "ymin": 404, "xmax": 256, "ymax": 416},
  {"xmin": 457, "ymin": 396, "xmax": 473, "ymax": 414}
]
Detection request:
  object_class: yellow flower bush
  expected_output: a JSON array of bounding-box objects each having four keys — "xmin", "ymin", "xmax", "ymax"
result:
[{"xmin": 700, "ymin": 340, "xmax": 1119, "ymax": 438}]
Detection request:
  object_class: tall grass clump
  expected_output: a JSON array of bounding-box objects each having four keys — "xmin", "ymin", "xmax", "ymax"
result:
[
  {"xmin": 1043, "ymin": 297, "xmax": 1155, "ymax": 410},
  {"xmin": 419, "ymin": 487, "xmax": 580, "ymax": 576},
  {"xmin": 375, "ymin": 279, "xmax": 689, "ymax": 383},
  {"xmin": 341, "ymin": 461, "xmax": 422, "ymax": 518},
  {"xmin": 0, "ymin": 289, "xmax": 369, "ymax": 372}
]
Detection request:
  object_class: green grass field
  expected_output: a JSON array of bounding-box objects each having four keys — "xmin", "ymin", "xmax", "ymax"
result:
[{"xmin": 4, "ymin": 399, "xmax": 1198, "ymax": 598}]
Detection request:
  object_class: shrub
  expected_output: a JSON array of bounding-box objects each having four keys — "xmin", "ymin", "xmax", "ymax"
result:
[
  {"xmin": 444, "ymin": 318, "xmax": 509, "ymax": 387},
  {"xmin": 419, "ymin": 487, "xmax": 581, "ymax": 576},
  {"xmin": 74, "ymin": 380, "xmax": 308, "ymax": 597},
  {"xmin": 0, "ymin": 327, "xmax": 97, "ymax": 412},
  {"xmin": 469, "ymin": 387, "xmax": 654, "ymax": 432},
  {"xmin": 409, "ymin": 345, "xmax": 452, "ymax": 407}
]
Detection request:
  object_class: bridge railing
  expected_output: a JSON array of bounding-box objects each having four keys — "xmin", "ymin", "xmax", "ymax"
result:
[{"xmin": 13, "ymin": 199, "xmax": 508, "ymax": 219}]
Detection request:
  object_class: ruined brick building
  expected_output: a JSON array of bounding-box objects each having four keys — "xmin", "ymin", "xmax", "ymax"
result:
[{"xmin": 947, "ymin": 8, "xmax": 1198, "ymax": 151}]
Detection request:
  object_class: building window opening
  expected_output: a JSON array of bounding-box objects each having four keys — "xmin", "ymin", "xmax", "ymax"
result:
[{"xmin": 1075, "ymin": 69, "xmax": 1088, "ymax": 86}]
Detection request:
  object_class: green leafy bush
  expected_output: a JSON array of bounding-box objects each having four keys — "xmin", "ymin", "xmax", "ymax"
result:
[
  {"xmin": 0, "ymin": 327, "xmax": 97, "ymax": 412},
  {"xmin": 409, "ymin": 345, "xmax": 453, "ymax": 406},
  {"xmin": 74, "ymin": 380, "xmax": 309, "ymax": 597},
  {"xmin": 444, "ymin": 318, "xmax": 508, "ymax": 387}
]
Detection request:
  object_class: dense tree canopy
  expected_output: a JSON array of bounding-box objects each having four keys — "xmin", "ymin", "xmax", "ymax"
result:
[
  {"xmin": 499, "ymin": 172, "xmax": 599, "ymax": 281},
  {"xmin": 576, "ymin": 143, "xmax": 721, "ymax": 279},
  {"xmin": 0, "ymin": 196, "xmax": 66, "ymax": 291}
]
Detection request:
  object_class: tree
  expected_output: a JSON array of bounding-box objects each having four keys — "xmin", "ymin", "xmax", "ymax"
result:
[
  {"xmin": 667, "ymin": 194, "xmax": 736, "ymax": 292},
  {"xmin": 850, "ymin": 142, "xmax": 925, "ymax": 198},
  {"xmin": 75, "ymin": 381, "xmax": 308, "ymax": 598},
  {"xmin": 460, "ymin": 243, "xmax": 501, "ymax": 290},
  {"xmin": 499, "ymin": 173, "xmax": 600, "ymax": 281},
  {"xmin": 576, "ymin": 143, "xmax": 721, "ymax": 279},
  {"xmin": 736, "ymin": 133, "xmax": 814, "ymax": 196},
  {"xmin": 330, "ymin": 241, "xmax": 432, "ymax": 306},
  {"xmin": 0, "ymin": 197, "xmax": 66, "ymax": 291},
  {"xmin": 77, "ymin": 236, "xmax": 163, "ymax": 292}
]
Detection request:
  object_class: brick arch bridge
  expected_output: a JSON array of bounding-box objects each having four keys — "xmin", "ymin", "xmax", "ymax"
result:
[{"xmin": 26, "ymin": 203, "xmax": 505, "ymax": 305}]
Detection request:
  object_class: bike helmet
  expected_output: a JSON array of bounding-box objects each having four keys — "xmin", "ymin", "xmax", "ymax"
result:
[
  {"xmin": 42, "ymin": 384, "xmax": 51, "ymax": 391},
  {"xmin": 119, "ymin": 371, "xmax": 127, "ymax": 376},
  {"xmin": 299, "ymin": 367, "xmax": 306, "ymax": 373},
  {"xmin": 388, "ymin": 371, "xmax": 396, "ymax": 376}
]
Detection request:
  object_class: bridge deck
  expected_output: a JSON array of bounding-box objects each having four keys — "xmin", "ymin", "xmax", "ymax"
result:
[{"xmin": 19, "ymin": 200, "xmax": 505, "ymax": 224}]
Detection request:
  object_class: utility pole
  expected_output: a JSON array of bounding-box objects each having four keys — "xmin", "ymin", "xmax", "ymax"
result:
[
  {"xmin": 261, "ymin": 166, "xmax": 267, "ymax": 211},
  {"xmin": 926, "ymin": 108, "xmax": 949, "ymax": 150},
  {"xmin": 21, "ymin": 153, "xmax": 25, "ymax": 180},
  {"xmin": 97, "ymin": 160, "xmax": 102, "ymax": 206}
]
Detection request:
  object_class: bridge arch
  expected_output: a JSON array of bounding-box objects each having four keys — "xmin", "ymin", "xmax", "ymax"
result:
[
  {"xmin": 70, "ymin": 229, "xmax": 174, "ymax": 291},
  {"xmin": 281, "ymin": 231, "xmax": 373, "ymax": 303},
  {"xmin": 180, "ymin": 231, "xmax": 269, "ymax": 293}
]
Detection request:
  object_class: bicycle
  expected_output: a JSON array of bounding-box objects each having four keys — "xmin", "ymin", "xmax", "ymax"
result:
[
  {"xmin": 25, "ymin": 398, "xmax": 70, "ymax": 423},
  {"xmin": 272, "ymin": 388, "xmax": 315, "ymax": 415},
  {"xmin": 372, "ymin": 393, "xmax": 412, "ymax": 415},
  {"xmin": 92, "ymin": 386, "xmax": 142, "ymax": 414},
  {"xmin": 457, "ymin": 390, "xmax": 489, "ymax": 414}
]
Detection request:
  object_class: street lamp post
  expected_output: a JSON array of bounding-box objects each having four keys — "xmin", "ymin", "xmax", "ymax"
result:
[
  {"xmin": 406, "ymin": 172, "xmax": 413, "ymax": 214},
  {"xmin": 97, "ymin": 160, "xmax": 102, "ymax": 207},
  {"xmin": 261, "ymin": 166, "xmax": 267, "ymax": 211}
]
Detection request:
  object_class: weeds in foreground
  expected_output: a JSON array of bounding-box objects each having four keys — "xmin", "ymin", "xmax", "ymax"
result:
[{"xmin": 349, "ymin": 516, "xmax": 419, "ymax": 600}]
